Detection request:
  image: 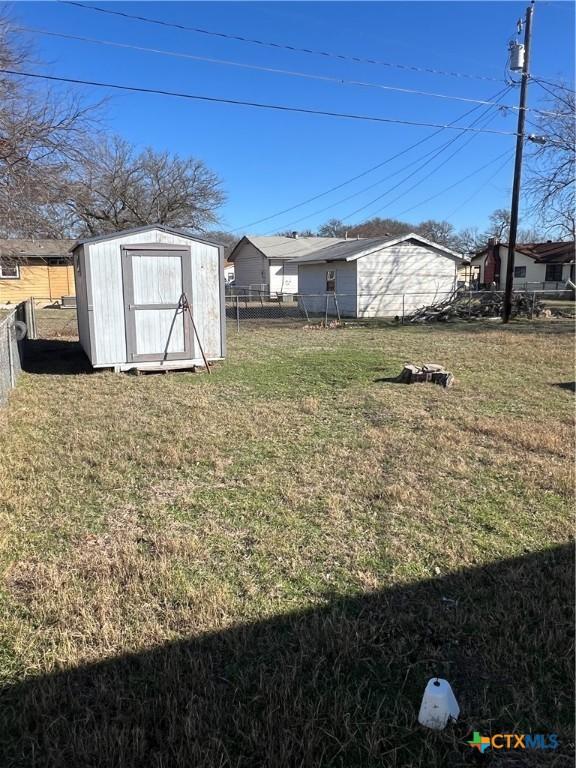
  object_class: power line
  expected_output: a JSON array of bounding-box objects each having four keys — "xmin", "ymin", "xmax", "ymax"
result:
[
  {"xmin": 531, "ymin": 77, "xmax": 575, "ymax": 95},
  {"xmin": 229, "ymin": 154, "xmax": 514, "ymax": 263},
  {"xmin": 235, "ymin": 85, "xmax": 512, "ymax": 231},
  {"xmin": 267, "ymin": 127, "xmax": 485, "ymax": 233},
  {"xmin": 59, "ymin": 0, "xmax": 504, "ymax": 83},
  {"xmin": 531, "ymin": 77, "xmax": 575, "ymax": 110},
  {"xmin": 444, "ymin": 152, "xmax": 514, "ymax": 218},
  {"xmin": 394, "ymin": 149, "xmax": 514, "ymax": 218},
  {"xmin": 294, "ymin": 96, "xmax": 506, "ymax": 229},
  {"xmin": 15, "ymin": 25, "xmax": 527, "ymax": 113},
  {"xmin": 261, "ymin": 91, "xmax": 509, "ymax": 236},
  {"xmin": 0, "ymin": 69, "xmax": 523, "ymax": 136}
]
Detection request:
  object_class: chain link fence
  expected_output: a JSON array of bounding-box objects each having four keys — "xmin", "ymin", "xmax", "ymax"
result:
[
  {"xmin": 34, "ymin": 307, "xmax": 78, "ymax": 339},
  {"xmin": 1, "ymin": 287, "xmax": 571, "ymax": 402},
  {"xmin": 0, "ymin": 305, "xmax": 25, "ymax": 407},
  {"xmin": 225, "ymin": 288, "xmax": 575, "ymax": 330}
]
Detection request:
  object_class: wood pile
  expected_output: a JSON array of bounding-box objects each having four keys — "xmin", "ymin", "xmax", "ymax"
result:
[{"xmin": 407, "ymin": 291, "xmax": 544, "ymax": 323}]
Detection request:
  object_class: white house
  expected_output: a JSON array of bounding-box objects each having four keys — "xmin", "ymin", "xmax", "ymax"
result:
[
  {"xmin": 223, "ymin": 261, "xmax": 235, "ymax": 284},
  {"xmin": 471, "ymin": 239, "xmax": 575, "ymax": 289},
  {"xmin": 228, "ymin": 234, "xmax": 347, "ymax": 296},
  {"xmin": 292, "ymin": 233, "xmax": 464, "ymax": 318}
]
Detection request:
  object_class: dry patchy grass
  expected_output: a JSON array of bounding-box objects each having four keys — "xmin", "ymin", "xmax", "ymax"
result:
[{"xmin": 0, "ymin": 318, "xmax": 574, "ymax": 766}]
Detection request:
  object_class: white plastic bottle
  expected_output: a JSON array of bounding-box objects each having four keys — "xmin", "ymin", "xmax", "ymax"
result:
[{"xmin": 418, "ymin": 678, "xmax": 460, "ymax": 730}]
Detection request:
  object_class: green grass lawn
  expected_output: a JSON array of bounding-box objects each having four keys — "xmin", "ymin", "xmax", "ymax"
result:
[{"xmin": 0, "ymin": 319, "xmax": 574, "ymax": 766}]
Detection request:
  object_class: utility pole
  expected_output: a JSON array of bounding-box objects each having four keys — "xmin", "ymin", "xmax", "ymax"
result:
[{"xmin": 502, "ymin": 1, "xmax": 534, "ymax": 324}]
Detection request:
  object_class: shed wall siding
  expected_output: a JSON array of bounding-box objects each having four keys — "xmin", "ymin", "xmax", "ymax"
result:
[
  {"xmin": 86, "ymin": 241, "xmax": 126, "ymax": 365},
  {"xmin": 189, "ymin": 242, "xmax": 222, "ymax": 359},
  {"xmin": 74, "ymin": 246, "xmax": 91, "ymax": 359},
  {"xmin": 232, "ymin": 242, "xmax": 268, "ymax": 290},
  {"xmin": 357, "ymin": 243, "xmax": 457, "ymax": 317},
  {"xmin": 297, "ymin": 262, "xmax": 357, "ymax": 316}
]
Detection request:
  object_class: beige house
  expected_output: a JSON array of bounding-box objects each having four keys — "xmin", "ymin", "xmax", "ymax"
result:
[
  {"xmin": 471, "ymin": 239, "xmax": 575, "ymax": 290},
  {"xmin": 0, "ymin": 239, "xmax": 76, "ymax": 305}
]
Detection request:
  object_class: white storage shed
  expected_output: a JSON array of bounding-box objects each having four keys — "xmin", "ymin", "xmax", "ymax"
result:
[
  {"xmin": 72, "ymin": 225, "xmax": 225, "ymax": 371},
  {"xmin": 293, "ymin": 233, "xmax": 464, "ymax": 318}
]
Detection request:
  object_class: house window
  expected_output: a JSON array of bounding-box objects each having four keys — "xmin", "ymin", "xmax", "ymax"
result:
[
  {"xmin": 326, "ymin": 269, "xmax": 336, "ymax": 292},
  {"xmin": 0, "ymin": 260, "xmax": 20, "ymax": 279},
  {"xmin": 514, "ymin": 266, "xmax": 526, "ymax": 278},
  {"xmin": 545, "ymin": 264, "xmax": 563, "ymax": 282}
]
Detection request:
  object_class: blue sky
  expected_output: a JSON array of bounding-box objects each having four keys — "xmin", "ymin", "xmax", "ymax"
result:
[{"xmin": 11, "ymin": 1, "xmax": 575, "ymax": 235}]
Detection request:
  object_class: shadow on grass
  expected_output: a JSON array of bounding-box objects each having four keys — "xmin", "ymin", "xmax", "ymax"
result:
[
  {"xmin": 374, "ymin": 376, "xmax": 406, "ymax": 385},
  {"xmin": 0, "ymin": 545, "xmax": 573, "ymax": 767},
  {"xmin": 22, "ymin": 339, "xmax": 92, "ymax": 375},
  {"xmin": 553, "ymin": 381, "xmax": 575, "ymax": 393}
]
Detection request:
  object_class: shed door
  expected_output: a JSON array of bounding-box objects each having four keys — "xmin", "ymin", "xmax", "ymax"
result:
[{"xmin": 122, "ymin": 245, "xmax": 192, "ymax": 362}]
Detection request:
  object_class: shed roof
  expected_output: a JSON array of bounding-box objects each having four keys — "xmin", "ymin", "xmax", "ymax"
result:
[
  {"xmin": 228, "ymin": 235, "xmax": 348, "ymax": 262},
  {"xmin": 290, "ymin": 233, "xmax": 464, "ymax": 264},
  {"xmin": 0, "ymin": 238, "xmax": 75, "ymax": 259},
  {"xmin": 71, "ymin": 224, "xmax": 221, "ymax": 252}
]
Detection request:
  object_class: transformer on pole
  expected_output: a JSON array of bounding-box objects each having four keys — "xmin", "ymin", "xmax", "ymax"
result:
[{"xmin": 502, "ymin": 2, "xmax": 535, "ymax": 324}]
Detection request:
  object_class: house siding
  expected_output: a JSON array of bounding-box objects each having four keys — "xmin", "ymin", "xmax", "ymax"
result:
[
  {"xmin": 496, "ymin": 245, "xmax": 572, "ymax": 289},
  {"xmin": 357, "ymin": 242, "xmax": 457, "ymax": 317},
  {"xmin": 270, "ymin": 260, "xmax": 298, "ymax": 296},
  {"xmin": 297, "ymin": 262, "xmax": 357, "ymax": 316},
  {"xmin": 232, "ymin": 241, "xmax": 268, "ymax": 291},
  {"xmin": 0, "ymin": 263, "xmax": 74, "ymax": 304},
  {"xmin": 473, "ymin": 245, "xmax": 573, "ymax": 289}
]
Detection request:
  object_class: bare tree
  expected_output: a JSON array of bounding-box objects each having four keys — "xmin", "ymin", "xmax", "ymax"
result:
[
  {"xmin": 67, "ymin": 137, "xmax": 225, "ymax": 236},
  {"xmin": 454, "ymin": 226, "xmax": 483, "ymax": 254},
  {"xmin": 415, "ymin": 219, "xmax": 457, "ymax": 249},
  {"xmin": 0, "ymin": 12, "xmax": 98, "ymax": 238},
  {"xmin": 203, "ymin": 230, "xmax": 238, "ymax": 258},
  {"xmin": 486, "ymin": 208, "xmax": 511, "ymax": 240},
  {"xmin": 483, "ymin": 207, "xmax": 544, "ymax": 244},
  {"xmin": 526, "ymin": 85, "xmax": 575, "ymax": 239},
  {"xmin": 318, "ymin": 218, "xmax": 347, "ymax": 237}
]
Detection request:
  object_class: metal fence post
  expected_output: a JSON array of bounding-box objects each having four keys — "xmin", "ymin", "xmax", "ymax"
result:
[
  {"xmin": 401, "ymin": 294, "xmax": 405, "ymax": 324},
  {"xmin": 236, "ymin": 295, "xmax": 240, "ymax": 333},
  {"xmin": 531, "ymin": 291, "xmax": 536, "ymax": 319},
  {"xmin": 25, "ymin": 298, "xmax": 37, "ymax": 340},
  {"xmin": 468, "ymin": 289, "xmax": 472, "ymax": 319},
  {"xmin": 300, "ymin": 294, "xmax": 310, "ymax": 323},
  {"xmin": 7, "ymin": 322, "xmax": 14, "ymax": 388}
]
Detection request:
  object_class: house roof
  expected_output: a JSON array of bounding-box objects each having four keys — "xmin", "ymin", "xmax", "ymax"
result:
[
  {"xmin": 71, "ymin": 224, "xmax": 221, "ymax": 251},
  {"xmin": 516, "ymin": 241, "xmax": 575, "ymax": 263},
  {"xmin": 228, "ymin": 235, "xmax": 347, "ymax": 262},
  {"xmin": 0, "ymin": 238, "xmax": 75, "ymax": 259},
  {"xmin": 473, "ymin": 240, "xmax": 575, "ymax": 264},
  {"xmin": 289, "ymin": 233, "xmax": 465, "ymax": 264}
]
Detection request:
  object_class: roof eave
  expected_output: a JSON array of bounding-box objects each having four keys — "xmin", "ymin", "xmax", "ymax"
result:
[
  {"xmin": 345, "ymin": 233, "xmax": 464, "ymax": 262},
  {"xmin": 71, "ymin": 224, "xmax": 220, "ymax": 251}
]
